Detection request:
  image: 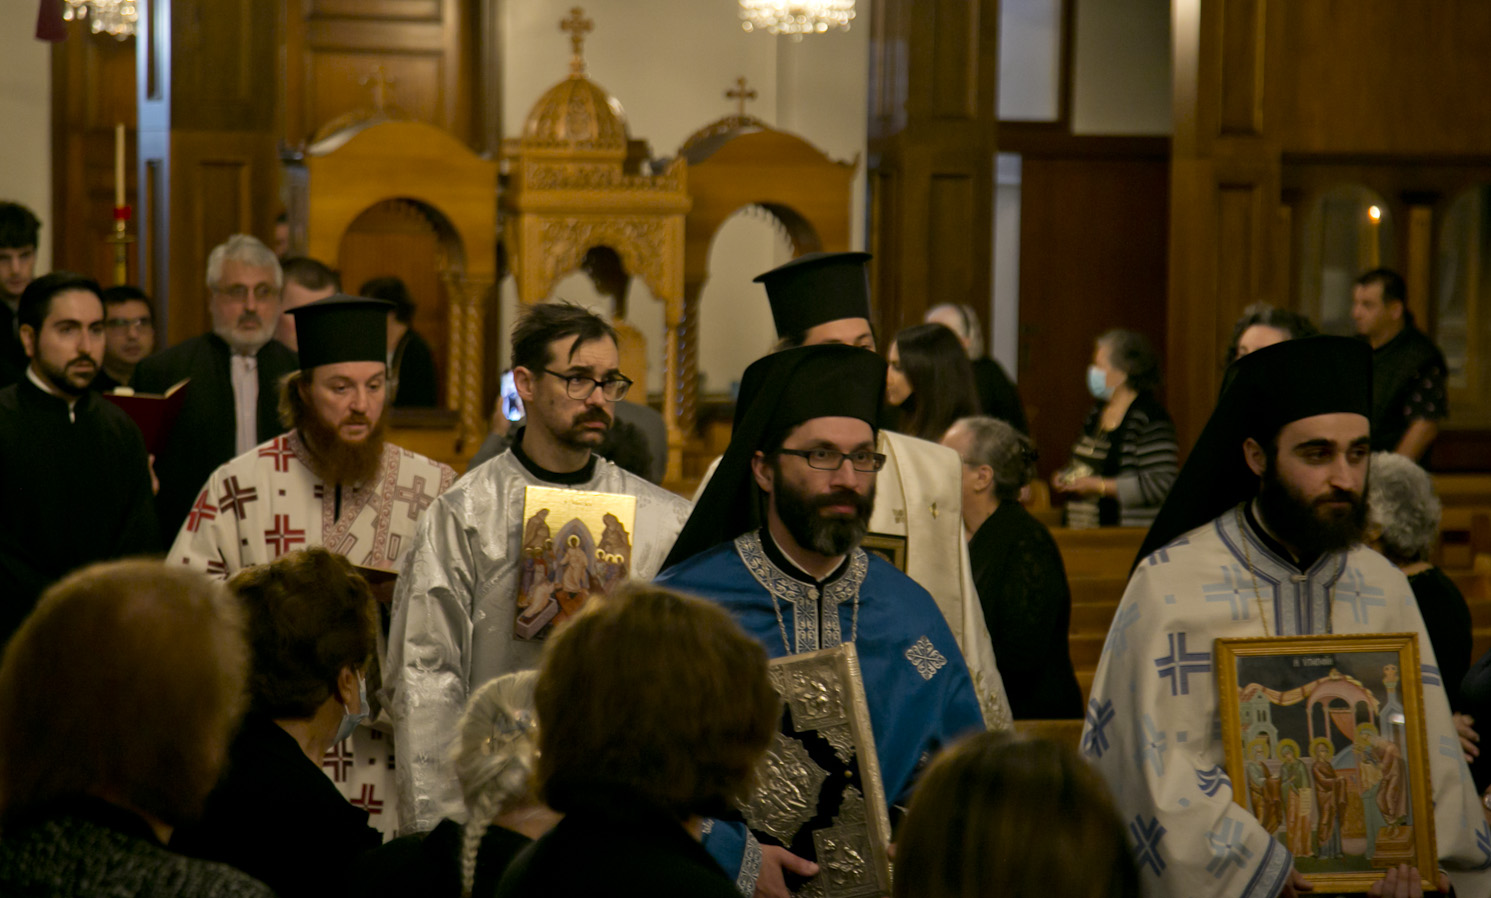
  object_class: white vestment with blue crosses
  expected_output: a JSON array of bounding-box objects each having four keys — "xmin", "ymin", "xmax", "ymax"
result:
[{"xmin": 1082, "ymin": 504, "xmax": 1491, "ymax": 898}]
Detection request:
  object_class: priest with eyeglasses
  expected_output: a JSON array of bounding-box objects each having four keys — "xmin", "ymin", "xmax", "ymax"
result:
[{"xmin": 657, "ymin": 343, "xmax": 985, "ymax": 898}]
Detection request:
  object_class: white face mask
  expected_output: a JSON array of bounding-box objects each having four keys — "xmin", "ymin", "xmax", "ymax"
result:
[
  {"xmin": 1087, "ymin": 365, "xmax": 1114, "ymax": 401},
  {"xmin": 332, "ymin": 673, "xmax": 369, "ymax": 745}
]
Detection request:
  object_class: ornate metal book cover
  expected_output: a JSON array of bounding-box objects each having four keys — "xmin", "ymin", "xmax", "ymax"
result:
[
  {"xmin": 514, "ymin": 486, "xmax": 635, "ymax": 640},
  {"xmin": 744, "ymin": 643, "xmax": 892, "ymax": 898}
]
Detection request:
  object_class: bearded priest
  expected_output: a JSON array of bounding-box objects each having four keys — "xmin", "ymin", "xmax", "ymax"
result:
[
  {"xmin": 168, "ymin": 294, "xmax": 456, "ymax": 578},
  {"xmin": 166, "ymin": 294, "xmax": 457, "ymax": 839}
]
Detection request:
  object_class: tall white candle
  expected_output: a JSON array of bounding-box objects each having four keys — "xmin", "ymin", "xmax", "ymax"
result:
[{"xmin": 114, "ymin": 123, "xmax": 126, "ymax": 209}]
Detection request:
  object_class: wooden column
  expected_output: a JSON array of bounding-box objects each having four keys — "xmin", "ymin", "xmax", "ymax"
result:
[
  {"xmin": 867, "ymin": 0, "xmax": 1000, "ymax": 341},
  {"xmin": 136, "ymin": 0, "xmax": 282, "ymax": 344},
  {"xmin": 1166, "ymin": 0, "xmax": 1284, "ymax": 450}
]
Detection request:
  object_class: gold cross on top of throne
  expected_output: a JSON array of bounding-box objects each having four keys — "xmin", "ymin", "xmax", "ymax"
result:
[
  {"xmin": 727, "ymin": 76, "xmax": 758, "ymax": 117},
  {"xmin": 561, "ymin": 7, "xmax": 594, "ymax": 75}
]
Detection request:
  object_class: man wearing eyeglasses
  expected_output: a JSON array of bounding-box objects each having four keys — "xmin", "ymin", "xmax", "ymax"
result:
[
  {"xmin": 134, "ymin": 234, "xmax": 298, "ymax": 542},
  {"xmin": 657, "ymin": 344, "xmax": 986, "ymax": 898},
  {"xmin": 91, "ymin": 285, "xmax": 156, "ymax": 392},
  {"xmin": 384, "ymin": 301, "xmax": 692, "ymax": 835}
]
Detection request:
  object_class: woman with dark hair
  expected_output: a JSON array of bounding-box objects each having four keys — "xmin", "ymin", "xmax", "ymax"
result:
[
  {"xmin": 360, "ymin": 275, "xmax": 439, "ymax": 407},
  {"xmin": 942, "ymin": 416, "xmax": 1081, "ymax": 719},
  {"xmin": 1224, "ymin": 303, "xmax": 1318, "ymax": 367},
  {"xmin": 885, "ymin": 322, "xmax": 980, "ymax": 442},
  {"xmin": 171, "ymin": 547, "xmax": 383, "ymax": 898},
  {"xmin": 894, "ymin": 732, "xmax": 1139, "ymax": 898},
  {"xmin": 1052, "ymin": 329, "xmax": 1178, "ymax": 528},
  {"xmin": 497, "ymin": 584, "xmax": 780, "ymax": 898}
]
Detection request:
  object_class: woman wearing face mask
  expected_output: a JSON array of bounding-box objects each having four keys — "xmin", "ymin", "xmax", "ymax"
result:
[
  {"xmin": 1052, "ymin": 329, "xmax": 1178, "ymax": 529},
  {"xmin": 171, "ymin": 547, "xmax": 383, "ymax": 898}
]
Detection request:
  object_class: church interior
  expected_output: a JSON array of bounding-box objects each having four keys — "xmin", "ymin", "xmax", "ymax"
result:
[{"xmin": 10, "ymin": 0, "xmax": 1491, "ymax": 702}]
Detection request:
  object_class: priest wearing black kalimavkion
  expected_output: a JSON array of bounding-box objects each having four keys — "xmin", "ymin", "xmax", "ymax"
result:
[
  {"xmin": 657, "ymin": 344, "xmax": 985, "ymax": 898},
  {"xmin": 0, "ymin": 272, "xmax": 158, "ymax": 643},
  {"xmin": 694, "ymin": 252, "xmax": 1011, "ymax": 733},
  {"xmin": 168, "ymin": 293, "xmax": 456, "ymax": 839},
  {"xmin": 1081, "ymin": 336, "xmax": 1490, "ymax": 898}
]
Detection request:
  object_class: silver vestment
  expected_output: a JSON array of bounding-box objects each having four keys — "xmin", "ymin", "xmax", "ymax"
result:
[{"xmin": 384, "ymin": 450, "xmax": 692, "ymax": 833}]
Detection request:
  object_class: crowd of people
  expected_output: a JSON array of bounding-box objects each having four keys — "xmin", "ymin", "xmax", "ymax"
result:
[{"xmin": 0, "ymin": 188, "xmax": 1484, "ymax": 898}]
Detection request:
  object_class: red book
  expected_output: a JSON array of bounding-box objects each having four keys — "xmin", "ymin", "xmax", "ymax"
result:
[{"xmin": 100, "ymin": 379, "xmax": 189, "ymax": 457}]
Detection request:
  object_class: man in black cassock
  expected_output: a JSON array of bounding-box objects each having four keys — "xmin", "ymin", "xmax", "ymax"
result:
[
  {"xmin": 0, "ymin": 272, "xmax": 158, "ymax": 642},
  {"xmin": 134, "ymin": 234, "xmax": 298, "ymax": 542}
]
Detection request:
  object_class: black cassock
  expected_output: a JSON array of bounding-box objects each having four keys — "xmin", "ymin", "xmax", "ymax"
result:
[
  {"xmin": 0, "ymin": 376, "xmax": 158, "ymax": 642},
  {"xmin": 967, "ymin": 500, "xmax": 1083, "ymax": 720}
]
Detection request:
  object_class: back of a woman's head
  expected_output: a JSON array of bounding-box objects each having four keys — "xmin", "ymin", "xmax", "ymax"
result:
[
  {"xmin": 896, "ymin": 322, "xmax": 979, "ymax": 441},
  {"xmin": 455, "ymin": 671, "xmax": 541, "ymax": 897},
  {"xmin": 894, "ymin": 733, "xmax": 1139, "ymax": 898},
  {"xmin": 228, "ymin": 547, "xmax": 377, "ymax": 719},
  {"xmin": 0, "ymin": 561, "xmax": 249, "ymax": 828},
  {"xmin": 534, "ymin": 584, "xmax": 779, "ymax": 820}
]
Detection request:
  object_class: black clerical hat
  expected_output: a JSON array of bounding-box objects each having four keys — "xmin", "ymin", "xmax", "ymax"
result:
[
  {"xmin": 1133, "ymin": 336, "xmax": 1372, "ymax": 567},
  {"xmin": 754, "ymin": 252, "xmax": 873, "ymax": 339},
  {"xmin": 662, "ymin": 344, "xmax": 887, "ymax": 570},
  {"xmin": 288, "ymin": 294, "xmax": 394, "ymax": 370}
]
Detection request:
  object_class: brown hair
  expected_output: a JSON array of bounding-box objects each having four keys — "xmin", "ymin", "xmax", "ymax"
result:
[
  {"xmin": 534, "ymin": 584, "xmax": 779, "ymax": 820},
  {"xmin": 893, "ymin": 733, "xmax": 1140, "ymax": 898},
  {"xmin": 509, "ymin": 302, "xmax": 617, "ymax": 374},
  {"xmin": 0, "ymin": 561, "xmax": 249, "ymax": 828},
  {"xmin": 228, "ymin": 547, "xmax": 377, "ymax": 719}
]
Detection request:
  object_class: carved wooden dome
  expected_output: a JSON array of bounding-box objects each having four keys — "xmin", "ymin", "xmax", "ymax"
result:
[{"xmin": 521, "ymin": 75, "xmax": 629, "ymax": 151}]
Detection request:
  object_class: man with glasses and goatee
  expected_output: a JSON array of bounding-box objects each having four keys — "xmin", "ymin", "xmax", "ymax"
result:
[{"xmin": 385, "ymin": 302, "xmax": 691, "ymax": 837}]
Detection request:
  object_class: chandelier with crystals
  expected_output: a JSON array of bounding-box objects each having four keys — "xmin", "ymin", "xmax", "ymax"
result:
[
  {"xmin": 739, "ymin": 0, "xmax": 855, "ymax": 40},
  {"xmin": 62, "ymin": 0, "xmax": 139, "ymax": 40}
]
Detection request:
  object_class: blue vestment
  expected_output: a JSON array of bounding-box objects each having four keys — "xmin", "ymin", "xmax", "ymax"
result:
[{"xmin": 657, "ymin": 531, "xmax": 985, "ymax": 890}]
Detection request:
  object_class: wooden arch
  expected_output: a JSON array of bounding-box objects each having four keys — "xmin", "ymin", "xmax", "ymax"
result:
[
  {"xmin": 677, "ymin": 116, "xmax": 858, "ymax": 464},
  {"xmin": 297, "ymin": 119, "xmax": 498, "ymax": 449}
]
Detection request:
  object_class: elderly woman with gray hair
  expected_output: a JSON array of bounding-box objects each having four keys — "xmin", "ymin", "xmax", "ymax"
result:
[
  {"xmin": 1366, "ymin": 452, "xmax": 1472, "ymax": 712},
  {"xmin": 942, "ymin": 416, "xmax": 1082, "ymax": 719}
]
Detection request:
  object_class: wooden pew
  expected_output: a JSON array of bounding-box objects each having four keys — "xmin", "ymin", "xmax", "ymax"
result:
[{"xmin": 1049, "ymin": 527, "xmax": 1147, "ymax": 704}]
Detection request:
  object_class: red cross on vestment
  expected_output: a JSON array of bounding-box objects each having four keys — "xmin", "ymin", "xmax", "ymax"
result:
[
  {"xmin": 185, "ymin": 490, "xmax": 217, "ymax": 532},
  {"xmin": 393, "ymin": 475, "xmax": 434, "ymax": 521},
  {"xmin": 322, "ymin": 741, "xmax": 354, "ymax": 782},
  {"xmin": 257, "ymin": 437, "xmax": 296, "ymax": 473},
  {"xmin": 264, "ymin": 514, "xmax": 306, "ymax": 557},
  {"xmin": 205, "ymin": 557, "xmax": 229, "ymax": 579},
  {"xmin": 218, "ymin": 476, "xmax": 259, "ymax": 521},
  {"xmin": 350, "ymin": 783, "xmax": 384, "ymax": 814}
]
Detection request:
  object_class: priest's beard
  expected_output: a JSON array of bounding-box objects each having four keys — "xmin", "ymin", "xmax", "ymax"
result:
[
  {"xmin": 297, "ymin": 407, "xmax": 388, "ymax": 487},
  {"xmin": 771, "ymin": 461, "xmax": 876, "ymax": 558},
  {"xmin": 1256, "ymin": 458, "xmax": 1366, "ymax": 559}
]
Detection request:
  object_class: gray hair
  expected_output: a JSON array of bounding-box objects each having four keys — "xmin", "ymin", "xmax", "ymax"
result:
[
  {"xmin": 925, "ymin": 303, "xmax": 986, "ymax": 359},
  {"xmin": 1366, "ymin": 451, "xmax": 1441, "ymax": 564},
  {"xmin": 454, "ymin": 671, "xmax": 539, "ymax": 898},
  {"xmin": 952, "ymin": 416, "xmax": 1036, "ymax": 502},
  {"xmin": 205, "ymin": 234, "xmax": 282, "ymax": 291}
]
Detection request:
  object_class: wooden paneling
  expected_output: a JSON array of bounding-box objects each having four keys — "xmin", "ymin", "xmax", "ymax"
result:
[
  {"xmin": 868, "ymin": 0, "xmax": 999, "ymax": 340},
  {"xmin": 1275, "ymin": 3, "xmax": 1491, "ymax": 156},
  {"xmin": 1017, "ymin": 157, "xmax": 1170, "ymax": 479},
  {"xmin": 285, "ymin": 0, "xmax": 475, "ymax": 145},
  {"xmin": 1218, "ymin": 0, "xmax": 1265, "ymax": 136},
  {"xmin": 50, "ymin": 21, "xmax": 138, "ymax": 285}
]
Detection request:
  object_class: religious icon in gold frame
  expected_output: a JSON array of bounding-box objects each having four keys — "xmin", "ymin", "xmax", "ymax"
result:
[
  {"xmin": 1215, "ymin": 633, "xmax": 1435, "ymax": 894},
  {"xmin": 859, "ymin": 533, "xmax": 907, "ymax": 572},
  {"xmin": 514, "ymin": 486, "xmax": 636, "ymax": 640}
]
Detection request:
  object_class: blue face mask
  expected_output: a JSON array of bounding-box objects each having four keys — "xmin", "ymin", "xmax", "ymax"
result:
[
  {"xmin": 333, "ymin": 674, "xmax": 369, "ymax": 746},
  {"xmin": 1087, "ymin": 365, "xmax": 1114, "ymax": 401}
]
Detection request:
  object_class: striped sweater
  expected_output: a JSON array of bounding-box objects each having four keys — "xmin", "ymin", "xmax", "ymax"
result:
[{"xmin": 1073, "ymin": 392, "xmax": 1179, "ymax": 528}]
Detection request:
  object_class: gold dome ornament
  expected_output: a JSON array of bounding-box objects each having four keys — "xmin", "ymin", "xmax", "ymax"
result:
[{"xmin": 521, "ymin": 8, "xmax": 629, "ymax": 153}]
